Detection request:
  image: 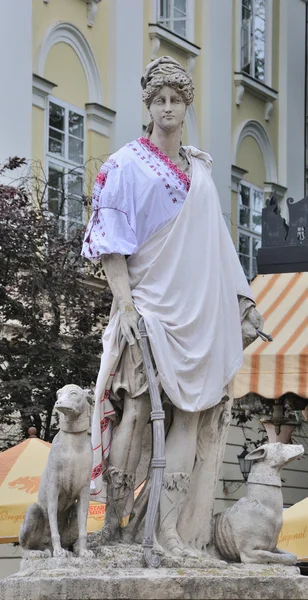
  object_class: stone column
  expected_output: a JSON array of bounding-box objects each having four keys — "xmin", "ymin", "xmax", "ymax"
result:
[
  {"xmin": 0, "ymin": 0, "xmax": 32, "ymax": 166},
  {"xmin": 199, "ymin": 0, "xmax": 233, "ymax": 226},
  {"xmin": 278, "ymin": 0, "xmax": 306, "ymax": 203},
  {"xmin": 108, "ymin": 0, "xmax": 144, "ymax": 152}
]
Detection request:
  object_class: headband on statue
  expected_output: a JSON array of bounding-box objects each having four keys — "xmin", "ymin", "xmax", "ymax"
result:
[{"xmin": 141, "ymin": 56, "xmax": 194, "ymax": 107}]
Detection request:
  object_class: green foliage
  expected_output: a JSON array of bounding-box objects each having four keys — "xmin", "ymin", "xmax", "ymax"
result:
[{"xmin": 0, "ymin": 157, "xmax": 112, "ymax": 448}]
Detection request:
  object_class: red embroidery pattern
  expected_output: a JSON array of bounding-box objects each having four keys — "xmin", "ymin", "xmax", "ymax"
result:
[
  {"xmin": 92, "ymin": 157, "xmax": 119, "ymax": 210},
  {"xmin": 96, "ymin": 171, "xmax": 108, "ymax": 186},
  {"xmin": 91, "ymin": 463, "xmax": 103, "ymax": 480},
  {"xmin": 139, "ymin": 137, "xmax": 191, "ymax": 192},
  {"xmin": 90, "ymin": 487, "xmax": 103, "ymax": 496},
  {"xmin": 83, "ymin": 157, "xmax": 119, "ymax": 256},
  {"xmin": 101, "ymin": 389, "xmax": 110, "ymax": 402},
  {"xmin": 100, "ymin": 418, "xmax": 109, "ymax": 433}
]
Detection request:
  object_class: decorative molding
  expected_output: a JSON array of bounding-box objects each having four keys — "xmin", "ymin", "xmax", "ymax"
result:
[
  {"xmin": 32, "ymin": 74, "xmax": 57, "ymax": 109},
  {"xmin": 35, "ymin": 22, "xmax": 103, "ymax": 104},
  {"xmin": 150, "ymin": 35, "xmax": 161, "ymax": 59},
  {"xmin": 148, "ymin": 23, "xmax": 200, "ymax": 67},
  {"xmin": 231, "ymin": 165, "xmax": 248, "ymax": 193},
  {"xmin": 263, "ymin": 181, "xmax": 287, "ymax": 203},
  {"xmin": 43, "ymin": 0, "xmax": 102, "ymax": 25},
  {"xmin": 85, "ymin": 0, "xmax": 102, "ymax": 27},
  {"xmin": 235, "ymin": 83, "xmax": 245, "ymax": 107},
  {"xmin": 85, "ymin": 103, "xmax": 116, "ymax": 137},
  {"xmin": 234, "ymin": 72, "xmax": 278, "ymax": 122},
  {"xmin": 264, "ymin": 100, "xmax": 274, "ymax": 122},
  {"xmin": 233, "ymin": 119, "xmax": 278, "ymax": 183}
]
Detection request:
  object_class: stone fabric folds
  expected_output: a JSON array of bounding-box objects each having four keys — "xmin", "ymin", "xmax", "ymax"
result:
[{"xmin": 90, "ymin": 147, "xmax": 253, "ymax": 502}]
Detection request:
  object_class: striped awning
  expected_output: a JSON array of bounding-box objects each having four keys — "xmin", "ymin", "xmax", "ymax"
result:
[{"xmin": 234, "ymin": 272, "xmax": 308, "ymax": 400}]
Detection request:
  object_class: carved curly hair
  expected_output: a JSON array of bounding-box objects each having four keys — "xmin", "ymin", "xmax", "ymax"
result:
[{"xmin": 141, "ymin": 56, "xmax": 194, "ymax": 108}]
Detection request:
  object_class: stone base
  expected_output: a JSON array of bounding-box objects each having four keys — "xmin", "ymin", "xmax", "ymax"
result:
[{"xmin": 1, "ymin": 554, "xmax": 308, "ymax": 600}]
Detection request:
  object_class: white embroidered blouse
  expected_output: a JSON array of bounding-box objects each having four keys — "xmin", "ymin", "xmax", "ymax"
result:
[{"xmin": 81, "ymin": 137, "xmax": 196, "ymax": 259}]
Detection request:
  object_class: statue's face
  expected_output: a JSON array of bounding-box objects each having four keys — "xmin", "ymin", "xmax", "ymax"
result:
[{"xmin": 150, "ymin": 85, "xmax": 186, "ymax": 133}]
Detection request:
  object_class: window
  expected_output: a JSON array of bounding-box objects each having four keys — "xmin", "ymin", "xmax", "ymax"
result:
[
  {"xmin": 238, "ymin": 183, "xmax": 263, "ymax": 281},
  {"xmin": 241, "ymin": 0, "xmax": 266, "ymax": 81},
  {"xmin": 157, "ymin": 0, "xmax": 191, "ymax": 39},
  {"xmin": 46, "ymin": 99, "xmax": 85, "ymax": 237}
]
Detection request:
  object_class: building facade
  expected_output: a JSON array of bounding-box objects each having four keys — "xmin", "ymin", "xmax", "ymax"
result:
[{"xmin": 1, "ymin": 0, "xmax": 308, "ymax": 525}]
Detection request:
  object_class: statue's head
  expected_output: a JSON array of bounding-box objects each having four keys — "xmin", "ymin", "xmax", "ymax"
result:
[{"xmin": 141, "ymin": 56, "xmax": 194, "ymax": 135}]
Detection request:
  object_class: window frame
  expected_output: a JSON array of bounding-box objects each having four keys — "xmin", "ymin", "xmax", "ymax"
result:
[
  {"xmin": 45, "ymin": 96, "xmax": 86, "ymax": 237},
  {"xmin": 237, "ymin": 180, "xmax": 263, "ymax": 282},
  {"xmin": 241, "ymin": 0, "xmax": 266, "ymax": 82},
  {"xmin": 156, "ymin": 0, "xmax": 195, "ymax": 41},
  {"xmin": 236, "ymin": 0, "xmax": 272, "ymax": 87}
]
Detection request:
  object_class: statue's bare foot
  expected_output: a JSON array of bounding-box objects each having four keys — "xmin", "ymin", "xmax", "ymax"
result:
[
  {"xmin": 101, "ymin": 522, "xmax": 121, "ymax": 545},
  {"xmin": 159, "ymin": 528, "xmax": 199, "ymax": 558},
  {"xmin": 53, "ymin": 547, "xmax": 69, "ymax": 558},
  {"xmin": 78, "ymin": 548, "xmax": 94, "ymax": 559}
]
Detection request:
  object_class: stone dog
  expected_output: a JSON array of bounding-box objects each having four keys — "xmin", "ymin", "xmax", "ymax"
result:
[
  {"xmin": 19, "ymin": 384, "xmax": 93, "ymax": 558},
  {"xmin": 213, "ymin": 442, "xmax": 304, "ymax": 564}
]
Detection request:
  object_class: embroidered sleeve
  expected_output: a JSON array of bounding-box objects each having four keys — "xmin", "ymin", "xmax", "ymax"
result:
[{"xmin": 81, "ymin": 159, "xmax": 138, "ymax": 260}]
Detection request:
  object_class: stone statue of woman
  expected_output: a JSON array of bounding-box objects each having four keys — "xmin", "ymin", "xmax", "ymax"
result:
[{"xmin": 82, "ymin": 56, "xmax": 263, "ymax": 559}]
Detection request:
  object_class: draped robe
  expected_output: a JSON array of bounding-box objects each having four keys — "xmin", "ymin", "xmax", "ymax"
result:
[{"xmin": 82, "ymin": 138, "xmax": 254, "ymax": 547}]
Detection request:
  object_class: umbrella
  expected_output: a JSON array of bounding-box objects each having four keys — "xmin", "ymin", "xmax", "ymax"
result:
[
  {"xmin": 0, "ymin": 432, "xmax": 105, "ymax": 543},
  {"xmin": 278, "ymin": 497, "xmax": 308, "ymax": 561}
]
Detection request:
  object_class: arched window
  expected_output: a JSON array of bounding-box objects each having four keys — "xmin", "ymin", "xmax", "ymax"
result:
[{"xmin": 238, "ymin": 181, "xmax": 263, "ymax": 281}]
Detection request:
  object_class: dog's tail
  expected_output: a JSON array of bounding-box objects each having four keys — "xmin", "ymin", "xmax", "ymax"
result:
[{"xmin": 213, "ymin": 511, "xmax": 240, "ymax": 563}]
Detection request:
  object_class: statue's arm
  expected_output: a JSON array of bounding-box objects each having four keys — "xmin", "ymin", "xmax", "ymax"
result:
[
  {"xmin": 101, "ymin": 253, "xmax": 140, "ymax": 345},
  {"xmin": 238, "ymin": 295, "xmax": 264, "ymax": 350}
]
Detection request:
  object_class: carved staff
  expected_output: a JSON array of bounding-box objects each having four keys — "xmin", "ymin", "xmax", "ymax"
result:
[{"xmin": 138, "ymin": 317, "xmax": 166, "ymax": 568}]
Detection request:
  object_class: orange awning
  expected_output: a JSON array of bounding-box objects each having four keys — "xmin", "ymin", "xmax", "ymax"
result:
[
  {"xmin": 234, "ymin": 272, "xmax": 308, "ymax": 400},
  {"xmin": 0, "ymin": 438, "xmax": 106, "ymax": 542}
]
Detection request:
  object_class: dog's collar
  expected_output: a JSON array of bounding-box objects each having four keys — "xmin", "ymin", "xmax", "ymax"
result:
[
  {"xmin": 247, "ymin": 474, "xmax": 282, "ymax": 488},
  {"xmin": 60, "ymin": 415, "xmax": 91, "ymax": 434}
]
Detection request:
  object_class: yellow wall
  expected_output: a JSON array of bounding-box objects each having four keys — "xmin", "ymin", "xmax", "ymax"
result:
[
  {"xmin": 32, "ymin": 0, "xmax": 109, "ymax": 105},
  {"xmin": 231, "ymin": 0, "xmax": 279, "ymax": 174},
  {"xmin": 44, "ymin": 43, "xmax": 88, "ymax": 108},
  {"xmin": 32, "ymin": 0, "xmax": 111, "ymax": 180},
  {"xmin": 31, "ymin": 105, "xmax": 45, "ymax": 170},
  {"xmin": 237, "ymin": 136, "xmax": 266, "ymax": 188}
]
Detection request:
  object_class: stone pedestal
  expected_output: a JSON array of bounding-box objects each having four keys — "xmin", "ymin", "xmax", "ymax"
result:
[{"xmin": 1, "ymin": 548, "xmax": 308, "ymax": 600}]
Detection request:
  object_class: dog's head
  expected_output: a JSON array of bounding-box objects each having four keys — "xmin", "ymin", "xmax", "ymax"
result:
[
  {"xmin": 55, "ymin": 384, "xmax": 93, "ymax": 418},
  {"xmin": 245, "ymin": 442, "xmax": 304, "ymax": 472}
]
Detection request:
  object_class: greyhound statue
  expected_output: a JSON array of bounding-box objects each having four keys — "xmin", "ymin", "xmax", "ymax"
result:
[
  {"xmin": 19, "ymin": 384, "xmax": 93, "ymax": 558},
  {"xmin": 213, "ymin": 442, "xmax": 304, "ymax": 564}
]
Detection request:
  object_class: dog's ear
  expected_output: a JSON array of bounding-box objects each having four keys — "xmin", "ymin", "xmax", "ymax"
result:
[
  {"xmin": 245, "ymin": 446, "xmax": 266, "ymax": 462},
  {"xmin": 84, "ymin": 388, "xmax": 95, "ymax": 405}
]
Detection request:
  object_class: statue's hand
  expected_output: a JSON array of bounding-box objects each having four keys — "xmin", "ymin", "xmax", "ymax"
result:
[
  {"xmin": 242, "ymin": 306, "xmax": 264, "ymax": 350},
  {"xmin": 119, "ymin": 303, "xmax": 141, "ymax": 346}
]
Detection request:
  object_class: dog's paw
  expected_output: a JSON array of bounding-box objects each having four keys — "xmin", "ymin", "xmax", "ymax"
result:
[
  {"xmin": 78, "ymin": 549, "xmax": 94, "ymax": 559},
  {"xmin": 53, "ymin": 547, "xmax": 69, "ymax": 558}
]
